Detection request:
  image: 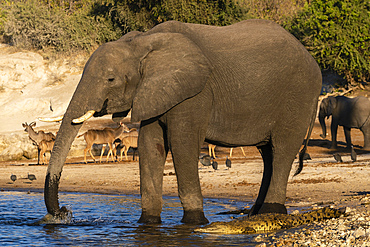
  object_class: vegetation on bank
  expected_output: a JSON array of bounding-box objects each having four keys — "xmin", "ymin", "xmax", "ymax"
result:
[
  {"xmin": 287, "ymin": 0, "xmax": 370, "ymax": 84},
  {"xmin": 0, "ymin": 0, "xmax": 369, "ymax": 84}
]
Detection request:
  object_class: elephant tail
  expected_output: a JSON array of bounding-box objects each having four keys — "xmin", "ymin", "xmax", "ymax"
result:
[{"xmin": 294, "ymin": 99, "xmax": 318, "ymax": 176}]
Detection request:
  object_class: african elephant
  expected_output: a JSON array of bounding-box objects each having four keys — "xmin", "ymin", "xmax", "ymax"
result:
[
  {"xmin": 319, "ymin": 96, "xmax": 370, "ymax": 149},
  {"xmin": 40, "ymin": 20, "xmax": 321, "ymax": 224}
]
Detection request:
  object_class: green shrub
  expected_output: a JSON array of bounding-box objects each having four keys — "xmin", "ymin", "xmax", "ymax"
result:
[
  {"xmin": 237, "ymin": 0, "xmax": 307, "ymax": 24},
  {"xmin": 90, "ymin": 0, "xmax": 250, "ymax": 34},
  {"xmin": 285, "ymin": 0, "xmax": 370, "ymax": 83},
  {"xmin": 152, "ymin": 0, "xmax": 248, "ymax": 26},
  {"xmin": 1, "ymin": 0, "xmax": 249, "ymax": 52},
  {"xmin": 1, "ymin": 0, "xmax": 121, "ymax": 52}
]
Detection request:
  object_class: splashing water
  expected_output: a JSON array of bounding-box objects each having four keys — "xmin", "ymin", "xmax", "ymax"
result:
[{"xmin": 0, "ymin": 190, "xmax": 264, "ymax": 246}]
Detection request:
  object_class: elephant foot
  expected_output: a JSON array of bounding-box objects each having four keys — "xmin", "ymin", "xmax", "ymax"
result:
[
  {"xmin": 34, "ymin": 206, "xmax": 72, "ymax": 224},
  {"xmin": 250, "ymin": 203, "xmax": 287, "ymax": 216},
  {"xmin": 138, "ymin": 213, "xmax": 161, "ymax": 224},
  {"xmin": 181, "ymin": 210, "xmax": 209, "ymax": 225}
]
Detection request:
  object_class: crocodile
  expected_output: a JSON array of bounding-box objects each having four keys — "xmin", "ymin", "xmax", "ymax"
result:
[{"xmin": 194, "ymin": 207, "xmax": 346, "ymax": 234}]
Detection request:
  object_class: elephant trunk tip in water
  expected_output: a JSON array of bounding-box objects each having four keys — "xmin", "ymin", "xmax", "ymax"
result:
[{"xmin": 34, "ymin": 206, "xmax": 72, "ymax": 225}]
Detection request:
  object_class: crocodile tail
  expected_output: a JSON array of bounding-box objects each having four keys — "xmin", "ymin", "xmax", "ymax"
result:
[
  {"xmin": 294, "ymin": 99, "xmax": 319, "ymax": 176},
  {"xmin": 298, "ymin": 207, "xmax": 346, "ymax": 224}
]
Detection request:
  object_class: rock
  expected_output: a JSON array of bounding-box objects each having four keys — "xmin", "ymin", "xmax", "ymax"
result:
[
  {"xmin": 0, "ymin": 133, "xmax": 37, "ymax": 161},
  {"xmin": 346, "ymin": 235, "xmax": 355, "ymax": 244},
  {"xmin": 353, "ymin": 227, "xmax": 366, "ymax": 238},
  {"xmin": 0, "ymin": 145, "xmax": 24, "ymax": 161},
  {"xmin": 337, "ymin": 224, "xmax": 348, "ymax": 231}
]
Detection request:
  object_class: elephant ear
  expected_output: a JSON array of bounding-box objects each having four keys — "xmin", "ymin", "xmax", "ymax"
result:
[{"xmin": 131, "ymin": 33, "xmax": 212, "ymax": 122}]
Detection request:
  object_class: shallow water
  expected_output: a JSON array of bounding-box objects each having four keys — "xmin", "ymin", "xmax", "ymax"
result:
[{"xmin": 0, "ymin": 191, "xmax": 263, "ymax": 246}]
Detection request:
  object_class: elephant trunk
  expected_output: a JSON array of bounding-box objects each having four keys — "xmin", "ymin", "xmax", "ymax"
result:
[
  {"xmin": 44, "ymin": 96, "xmax": 86, "ymax": 217},
  {"xmin": 318, "ymin": 112, "xmax": 327, "ymax": 139}
]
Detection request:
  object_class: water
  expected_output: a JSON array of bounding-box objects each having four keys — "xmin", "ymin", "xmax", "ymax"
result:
[{"xmin": 0, "ymin": 191, "xmax": 263, "ymax": 246}]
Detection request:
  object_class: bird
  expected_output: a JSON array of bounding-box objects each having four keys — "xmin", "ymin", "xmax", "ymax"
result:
[
  {"xmin": 199, "ymin": 154, "xmax": 212, "ymax": 166},
  {"xmin": 350, "ymin": 145, "xmax": 357, "ymax": 162},
  {"xmin": 10, "ymin": 174, "xmax": 17, "ymax": 182},
  {"xmin": 333, "ymin": 153, "xmax": 343, "ymax": 162},
  {"xmin": 27, "ymin": 173, "xmax": 36, "ymax": 181},
  {"xmin": 225, "ymin": 156, "xmax": 231, "ymax": 169},
  {"xmin": 211, "ymin": 158, "xmax": 218, "ymax": 171}
]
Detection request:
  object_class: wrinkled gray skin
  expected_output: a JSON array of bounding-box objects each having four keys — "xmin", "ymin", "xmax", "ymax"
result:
[
  {"xmin": 319, "ymin": 96, "xmax": 370, "ymax": 149},
  {"xmin": 44, "ymin": 20, "xmax": 321, "ymax": 224}
]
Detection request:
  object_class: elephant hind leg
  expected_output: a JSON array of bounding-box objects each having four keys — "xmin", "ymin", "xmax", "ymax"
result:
[
  {"xmin": 250, "ymin": 144, "xmax": 270, "ymax": 215},
  {"xmin": 251, "ymin": 132, "xmax": 300, "ymax": 216},
  {"xmin": 360, "ymin": 121, "xmax": 370, "ymax": 150}
]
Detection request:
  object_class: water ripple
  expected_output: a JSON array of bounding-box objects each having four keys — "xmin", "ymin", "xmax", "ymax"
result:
[{"xmin": 0, "ymin": 190, "xmax": 258, "ymax": 246}]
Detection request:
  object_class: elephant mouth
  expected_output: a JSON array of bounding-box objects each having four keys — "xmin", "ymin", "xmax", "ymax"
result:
[{"xmin": 39, "ymin": 99, "xmax": 131, "ymax": 124}]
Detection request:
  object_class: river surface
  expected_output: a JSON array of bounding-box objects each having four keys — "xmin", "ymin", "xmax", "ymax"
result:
[{"xmin": 0, "ymin": 190, "xmax": 267, "ymax": 246}]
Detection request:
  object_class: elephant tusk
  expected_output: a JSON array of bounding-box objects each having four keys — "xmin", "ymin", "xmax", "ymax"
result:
[
  {"xmin": 38, "ymin": 115, "xmax": 64, "ymax": 122},
  {"xmin": 72, "ymin": 110, "xmax": 95, "ymax": 124}
]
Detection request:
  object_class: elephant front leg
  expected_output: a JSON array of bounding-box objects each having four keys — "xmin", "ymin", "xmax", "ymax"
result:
[
  {"xmin": 166, "ymin": 122, "xmax": 209, "ymax": 224},
  {"xmin": 171, "ymin": 144, "xmax": 208, "ymax": 224},
  {"xmin": 343, "ymin": 126, "xmax": 352, "ymax": 149},
  {"xmin": 138, "ymin": 119, "xmax": 168, "ymax": 224},
  {"xmin": 330, "ymin": 121, "xmax": 339, "ymax": 149}
]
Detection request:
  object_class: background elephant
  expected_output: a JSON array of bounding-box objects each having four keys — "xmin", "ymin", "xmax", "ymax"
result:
[
  {"xmin": 319, "ymin": 95, "xmax": 370, "ymax": 149},
  {"xmin": 41, "ymin": 20, "xmax": 321, "ymax": 224}
]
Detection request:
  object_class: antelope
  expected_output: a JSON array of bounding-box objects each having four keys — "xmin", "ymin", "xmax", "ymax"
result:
[
  {"xmin": 208, "ymin": 144, "xmax": 246, "ymax": 158},
  {"xmin": 22, "ymin": 122, "xmax": 55, "ymax": 164},
  {"xmin": 229, "ymin": 147, "xmax": 246, "ymax": 158},
  {"xmin": 39, "ymin": 139, "xmax": 55, "ymax": 165},
  {"xmin": 113, "ymin": 128, "xmax": 139, "ymax": 161},
  {"xmin": 77, "ymin": 123, "xmax": 129, "ymax": 163},
  {"xmin": 208, "ymin": 144, "xmax": 216, "ymax": 158}
]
